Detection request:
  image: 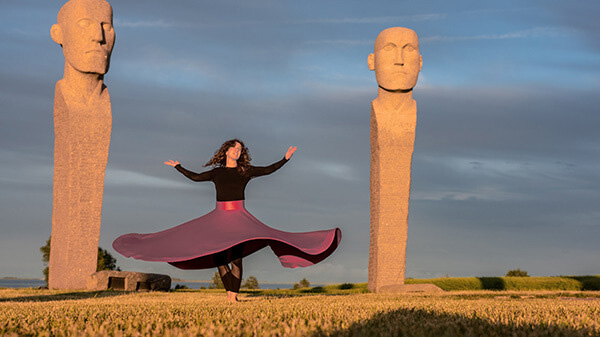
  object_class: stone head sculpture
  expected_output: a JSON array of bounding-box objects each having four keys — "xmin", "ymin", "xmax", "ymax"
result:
[
  {"xmin": 367, "ymin": 27, "xmax": 424, "ymax": 293},
  {"xmin": 48, "ymin": 0, "xmax": 115, "ymax": 290},
  {"xmin": 368, "ymin": 27, "xmax": 422, "ymax": 95},
  {"xmin": 51, "ymin": 0, "xmax": 115, "ymax": 80}
]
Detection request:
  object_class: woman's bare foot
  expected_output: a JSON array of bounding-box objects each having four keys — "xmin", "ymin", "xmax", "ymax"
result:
[
  {"xmin": 227, "ymin": 291, "xmax": 239, "ymax": 303},
  {"xmin": 226, "ymin": 291, "xmax": 239, "ymax": 303}
]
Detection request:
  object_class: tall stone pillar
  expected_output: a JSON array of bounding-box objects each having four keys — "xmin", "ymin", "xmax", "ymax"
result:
[
  {"xmin": 48, "ymin": 0, "xmax": 116, "ymax": 289},
  {"xmin": 367, "ymin": 27, "xmax": 423, "ymax": 293},
  {"xmin": 369, "ymin": 100, "xmax": 417, "ymax": 292}
]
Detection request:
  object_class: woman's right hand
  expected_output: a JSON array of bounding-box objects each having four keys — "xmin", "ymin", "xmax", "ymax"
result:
[{"xmin": 164, "ymin": 159, "xmax": 180, "ymax": 167}]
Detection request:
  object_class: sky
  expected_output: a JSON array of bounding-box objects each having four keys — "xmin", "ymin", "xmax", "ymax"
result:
[{"xmin": 1, "ymin": 0, "xmax": 599, "ymax": 284}]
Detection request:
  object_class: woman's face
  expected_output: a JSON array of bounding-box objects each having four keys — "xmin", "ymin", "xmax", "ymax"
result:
[{"xmin": 226, "ymin": 142, "xmax": 242, "ymax": 162}]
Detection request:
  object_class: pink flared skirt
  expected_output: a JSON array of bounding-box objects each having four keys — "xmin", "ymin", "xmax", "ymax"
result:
[{"xmin": 112, "ymin": 200, "xmax": 342, "ymax": 269}]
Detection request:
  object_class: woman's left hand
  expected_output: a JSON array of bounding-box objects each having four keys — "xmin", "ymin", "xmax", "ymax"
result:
[{"xmin": 285, "ymin": 146, "xmax": 297, "ymax": 160}]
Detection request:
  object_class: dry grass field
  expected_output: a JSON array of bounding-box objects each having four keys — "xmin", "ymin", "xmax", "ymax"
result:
[{"xmin": 1, "ymin": 287, "xmax": 599, "ymax": 336}]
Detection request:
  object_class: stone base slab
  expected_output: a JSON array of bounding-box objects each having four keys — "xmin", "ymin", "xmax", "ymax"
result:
[{"xmin": 87, "ymin": 271, "xmax": 171, "ymax": 291}]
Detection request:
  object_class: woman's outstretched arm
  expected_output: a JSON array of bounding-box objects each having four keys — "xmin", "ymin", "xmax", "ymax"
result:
[
  {"xmin": 165, "ymin": 160, "xmax": 213, "ymax": 182},
  {"xmin": 251, "ymin": 146, "xmax": 297, "ymax": 178}
]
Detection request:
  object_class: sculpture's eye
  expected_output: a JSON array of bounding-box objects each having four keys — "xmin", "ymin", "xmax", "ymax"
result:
[
  {"xmin": 383, "ymin": 43, "xmax": 395, "ymax": 51},
  {"xmin": 102, "ymin": 23, "xmax": 113, "ymax": 32},
  {"xmin": 404, "ymin": 45, "xmax": 416, "ymax": 53},
  {"xmin": 77, "ymin": 19, "xmax": 92, "ymax": 28}
]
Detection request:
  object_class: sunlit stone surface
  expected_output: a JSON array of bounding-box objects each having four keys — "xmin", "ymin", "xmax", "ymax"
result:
[{"xmin": 87, "ymin": 271, "xmax": 171, "ymax": 291}]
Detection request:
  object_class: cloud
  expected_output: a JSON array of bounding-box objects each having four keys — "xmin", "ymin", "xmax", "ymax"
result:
[
  {"xmin": 549, "ymin": 2, "xmax": 600, "ymax": 52},
  {"xmin": 411, "ymin": 156, "xmax": 535, "ymax": 202},
  {"xmin": 114, "ymin": 19, "xmax": 180, "ymax": 29},
  {"xmin": 304, "ymin": 39, "xmax": 372, "ymax": 46},
  {"xmin": 303, "ymin": 26, "xmax": 574, "ymax": 48},
  {"xmin": 294, "ymin": 262, "xmax": 368, "ymax": 283},
  {"xmin": 294, "ymin": 14, "xmax": 445, "ymax": 25},
  {"xmin": 411, "ymin": 188, "xmax": 529, "ymax": 202},
  {"xmin": 0, "ymin": 150, "xmax": 52, "ymax": 187},
  {"xmin": 114, "ymin": 18, "xmax": 274, "ymax": 29},
  {"xmin": 112, "ymin": 55, "xmax": 215, "ymax": 90},
  {"xmin": 422, "ymin": 26, "xmax": 573, "ymax": 43},
  {"xmin": 105, "ymin": 168, "xmax": 192, "ymax": 189},
  {"xmin": 301, "ymin": 161, "xmax": 360, "ymax": 182}
]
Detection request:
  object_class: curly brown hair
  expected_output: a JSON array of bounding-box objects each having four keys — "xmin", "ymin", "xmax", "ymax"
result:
[{"xmin": 204, "ymin": 139, "xmax": 252, "ymax": 173}]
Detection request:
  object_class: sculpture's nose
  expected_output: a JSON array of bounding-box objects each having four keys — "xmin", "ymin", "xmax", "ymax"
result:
[
  {"xmin": 395, "ymin": 49, "xmax": 404, "ymax": 66},
  {"xmin": 91, "ymin": 23, "xmax": 105, "ymax": 43}
]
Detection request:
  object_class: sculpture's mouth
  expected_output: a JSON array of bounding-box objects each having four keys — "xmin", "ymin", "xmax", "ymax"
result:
[{"xmin": 86, "ymin": 49, "xmax": 106, "ymax": 55}]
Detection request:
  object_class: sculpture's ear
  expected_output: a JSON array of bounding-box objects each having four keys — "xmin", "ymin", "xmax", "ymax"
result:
[
  {"xmin": 367, "ymin": 53, "xmax": 375, "ymax": 71},
  {"xmin": 51, "ymin": 24, "xmax": 63, "ymax": 45},
  {"xmin": 419, "ymin": 54, "xmax": 423, "ymax": 71}
]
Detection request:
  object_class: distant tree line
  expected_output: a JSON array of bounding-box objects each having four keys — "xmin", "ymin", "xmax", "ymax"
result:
[
  {"xmin": 506, "ymin": 268, "xmax": 529, "ymax": 277},
  {"xmin": 293, "ymin": 277, "xmax": 310, "ymax": 289},
  {"xmin": 209, "ymin": 272, "xmax": 260, "ymax": 290}
]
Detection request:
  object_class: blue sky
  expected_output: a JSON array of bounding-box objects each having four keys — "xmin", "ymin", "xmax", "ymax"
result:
[{"xmin": 1, "ymin": 0, "xmax": 599, "ymax": 284}]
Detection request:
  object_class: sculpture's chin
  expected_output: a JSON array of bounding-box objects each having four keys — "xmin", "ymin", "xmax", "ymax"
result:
[
  {"xmin": 379, "ymin": 86, "xmax": 415, "ymax": 93},
  {"xmin": 66, "ymin": 56, "xmax": 111, "ymax": 76},
  {"xmin": 75, "ymin": 65, "xmax": 109, "ymax": 76},
  {"xmin": 376, "ymin": 78, "xmax": 419, "ymax": 93}
]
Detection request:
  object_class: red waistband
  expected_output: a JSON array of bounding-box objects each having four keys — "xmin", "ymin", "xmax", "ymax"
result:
[{"xmin": 216, "ymin": 200, "xmax": 245, "ymax": 211}]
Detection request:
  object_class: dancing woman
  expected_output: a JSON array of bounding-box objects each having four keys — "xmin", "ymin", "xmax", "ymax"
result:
[{"xmin": 113, "ymin": 139, "xmax": 342, "ymax": 302}]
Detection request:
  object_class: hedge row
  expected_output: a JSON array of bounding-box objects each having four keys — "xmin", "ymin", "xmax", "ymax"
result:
[
  {"xmin": 404, "ymin": 275, "xmax": 600, "ymax": 291},
  {"xmin": 239, "ymin": 276, "xmax": 600, "ymax": 295}
]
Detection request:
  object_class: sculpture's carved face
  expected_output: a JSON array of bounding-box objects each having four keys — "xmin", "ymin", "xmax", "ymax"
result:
[
  {"xmin": 368, "ymin": 27, "xmax": 422, "ymax": 91},
  {"xmin": 52, "ymin": 0, "xmax": 115, "ymax": 75}
]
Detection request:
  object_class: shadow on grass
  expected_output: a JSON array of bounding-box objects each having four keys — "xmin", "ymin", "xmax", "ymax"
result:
[
  {"xmin": 477, "ymin": 277, "xmax": 506, "ymax": 290},
  {"xmin": 0, "ymin": 290, "xmax": 132, "ymax": 303},
  {"xmin": 240, "ymin": 283, "xmax": 369, "ymax": 298},
  {"xmin": 316, "ymin": 305, "xmax": 596, "ymax": 337},
  {"xmin": 242, "ymin": 292, "xmax": 350, "ymax": 299},
  {"xmin": 564, "ymin": 276, "xmax": 600, "ymax": 290},
  {"xmin": 242, "ymin": 288, "xmax": 366, "ymax": 299}
]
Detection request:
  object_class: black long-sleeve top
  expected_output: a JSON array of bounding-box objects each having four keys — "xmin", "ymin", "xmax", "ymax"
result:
[{"xmin": 175, "ymin": 158, "xmax": 288, "ymax": 201}]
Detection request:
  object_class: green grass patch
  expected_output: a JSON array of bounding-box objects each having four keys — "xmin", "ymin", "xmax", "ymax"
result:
[
  {"xmin": 405, "ymin": 275, "xmax": 600, "ymax": 291},
  {"xmin": 171, "ymin": 276, "xmax": 600, "ymax": 294},
  {"xmin": 172, "ymin": 276, "xmax": 600, "ymax": 295}
]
